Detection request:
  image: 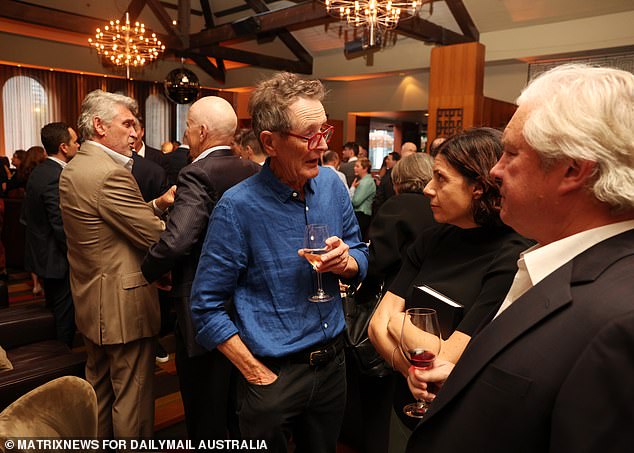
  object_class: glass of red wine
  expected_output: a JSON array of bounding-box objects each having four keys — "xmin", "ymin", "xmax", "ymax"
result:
[
  {"xmin": 303, "ymin": 224, "xmax": 334, "ymax": 303},
  {"xmin": 399, "ymin": 307, "xmax": 442, "ymax": 418}
]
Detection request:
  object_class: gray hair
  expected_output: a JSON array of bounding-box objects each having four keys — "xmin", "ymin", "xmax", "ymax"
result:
[
  {"xmin": 248, "ymin": 72, "xmax": 325, "ymax": 143},
  {"xmin": 391, "ymin": 153, "xmax": 433, "ymax": 194},
  {"xmin": 78, "ymin": 90, "xmax": 138, "ymax": 141},
  {"xmin": 518, "ymin": 64, "xmax": 634, "ymax": 211}
]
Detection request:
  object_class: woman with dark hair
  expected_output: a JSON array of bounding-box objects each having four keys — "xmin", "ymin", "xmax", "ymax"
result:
[
  {"xmin": 5, "ymin": 146, "xmax": 46, "ymax": 197},
  {"xmin": 368, "ymin": 128, "xmax": 532, "ymax": 427}
]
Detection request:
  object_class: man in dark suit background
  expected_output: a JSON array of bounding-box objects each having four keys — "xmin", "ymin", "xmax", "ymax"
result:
[
  {"xmin": 163, "ymin": 133, "xmax": 190, "ymax": 186},
  {"xmin": 134, "ymin": 119, "xmax": 164, "ymax": 166},
  {"xmin": 23, "ymin": 122, "xmax": 79, "ymax": 346},
  {"xmin": 406, "ymin": 64, "xmax": 634, "ymax": 452},
  {"xmin": 339, "ymin": 141, "xmax": 359, "ymax": 187},
  {"xmin": 141, "ymin": 96, "xmax": 260, "ymax": 442},
  {"xmin": 131, "ymin": 121, "xmax": 169, "ymax": 202},
  {"xmin": 131, "ymin": 120, "xmax": 172, "ymax": 363}
]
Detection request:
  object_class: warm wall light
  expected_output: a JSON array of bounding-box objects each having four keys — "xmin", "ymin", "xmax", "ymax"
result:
[
  {"xmin": 325, "ymin": 0, "xmax": 436, "ymax": 46},
  {"xmin": 88, "ymin": 12, "xmax": 165, "ymax": 79}
]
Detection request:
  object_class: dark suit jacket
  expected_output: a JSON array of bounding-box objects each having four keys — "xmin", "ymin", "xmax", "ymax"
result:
[
  {"xmin": 372, "ymin": 168, "xmax": 395, "ymax": 214},
  {"xmin": 141, "ymin": 147, "xmax": 260, "ymax": 356},
  {"xmin": 407, "ymin": 228, "xmax": 634, "ymax": 453},
  {"xmin": 143, "ymin": 144, "xmax": 163, "ymax": 166},
  {"xmin": 131, "ymin": 152, "xmax": 169, "ymax": 202},
  {"xmin": 23, "ymin": 158, "xmax": 68, "ymax": 279},
  {"xmin": 163, "ymin": 146, "xmax": 190, "ymax": 186}
]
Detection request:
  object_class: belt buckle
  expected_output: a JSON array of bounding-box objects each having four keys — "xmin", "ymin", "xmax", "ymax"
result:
[{"xmin": 309, "ymin": 350, "xmax": 320, "ymax": 367}]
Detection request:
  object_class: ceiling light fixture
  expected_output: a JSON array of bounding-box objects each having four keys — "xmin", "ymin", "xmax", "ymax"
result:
[
  {"xmin": 325, "ymin": 0, "xmax": 435, "ymax": 47},
  {"xmin": 88, "ymin": 12, "xmax": 165, "ymax": 79}
]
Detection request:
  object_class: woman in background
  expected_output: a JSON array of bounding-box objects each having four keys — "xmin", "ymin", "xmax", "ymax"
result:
[
  {"xmin": 350, "ymin": 157, "xmax": 376, "ymax": 241},
  {"xmin": 17, "ymin": 146, "xmax": 47, "ymax": 294}
]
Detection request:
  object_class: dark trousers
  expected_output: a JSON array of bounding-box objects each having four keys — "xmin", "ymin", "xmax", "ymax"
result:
[
  {"xmin": 174, "ymin": 327, "xmax": 237, "ymax": 443},
  {"xmin": 42, "ymin": 275, "xmax": 75, "ymax": 347},
  {"xmin": 237, "ymin": 349, "xmax": 346, "ymax": 453},
  {"xmin": 339, "ymin": 349, "xmax": 396, "ymax": 453}
]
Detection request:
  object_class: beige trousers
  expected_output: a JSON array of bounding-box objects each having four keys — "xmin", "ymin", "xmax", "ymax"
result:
[{"xmin": 83, "ymin": 335, "xmax": 155, "ymax": 439}]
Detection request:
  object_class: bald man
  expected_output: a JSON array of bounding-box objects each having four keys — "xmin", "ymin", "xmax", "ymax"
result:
[
  {"xmin": 400, "ymin": 141, "xmax": 417, "ymax": 158},
  {"xmin": 141, "ymin": 96, "xmax": 260, "ymax": 442}
]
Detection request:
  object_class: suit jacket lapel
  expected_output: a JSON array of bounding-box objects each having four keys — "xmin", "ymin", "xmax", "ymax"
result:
[
  {"xmin": 420, "ymin": 228, "xmax": 634, "ymax": 424},
  {"xmin": 422, "ymin": 264, "xmax": 573, "ymax": 421}
]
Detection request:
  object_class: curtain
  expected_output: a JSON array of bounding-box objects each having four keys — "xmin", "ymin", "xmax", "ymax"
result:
[
  {"xmin": 2, "ymin": 75, "xmax": 50, "ymax": 158},
  {"xmin": 0, "ymin": 64, "xmax": 162, "ymax": 157},
  {"xmin": 145, "ymin": 90, "xmax": 171, "ymax": 150}
]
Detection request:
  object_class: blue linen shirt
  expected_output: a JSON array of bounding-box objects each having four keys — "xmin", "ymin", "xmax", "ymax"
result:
[{"xmin": 191, "ymin": 162, "xmax": 368, "ymax": 357}]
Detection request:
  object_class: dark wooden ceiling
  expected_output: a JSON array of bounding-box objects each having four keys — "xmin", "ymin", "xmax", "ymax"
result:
[{"xmin": 0, "ymin": 0, "xmax": 478, "ymax": 83}]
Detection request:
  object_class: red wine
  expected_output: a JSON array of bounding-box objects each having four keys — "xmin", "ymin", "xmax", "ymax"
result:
[{"xmin": 408, "ymin": 349, "xmax": 436, "ymax": 369}]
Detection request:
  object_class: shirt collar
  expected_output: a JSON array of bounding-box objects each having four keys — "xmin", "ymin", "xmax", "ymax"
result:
[
  {"xmin": 259, "ymin": 159, "xmax": 317, "ymax": 203},
  {"xmin": 523, "ymin": 219, "xmax": 634, "ymax": 286},
  {"xmin": 192, "ymin": 145, "xmax": 231, "ymax": 163},
  {"xmin": 86, "ymin": 140, "xmax": 134, "ymax": 172},
  {"xmin": 47, "ymin": 156, "xmax": 67, "ymax": 168},
  {"xmin": 137, "ymin": 142, "xmax": 146, "ymax": 158}
]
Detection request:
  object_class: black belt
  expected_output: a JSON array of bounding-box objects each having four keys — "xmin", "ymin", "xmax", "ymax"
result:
[{"xmin": 260, "ymin": 333, "xmax": 345, "ymax": 368}]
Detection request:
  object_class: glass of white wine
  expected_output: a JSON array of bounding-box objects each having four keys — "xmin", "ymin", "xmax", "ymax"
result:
[{"xmin": 303, "ymin": 224, "xmax": 334, "ymax": 303}]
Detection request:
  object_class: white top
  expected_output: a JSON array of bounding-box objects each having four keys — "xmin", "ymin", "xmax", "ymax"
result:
[
  {"xmin": 47, "ymin": 156, "xmax": 67, "ymax": 168},
  {"xmin": 192, "ymin": 145, "xmax": 231, "ymax": 164},
  {"xmin": 87, "ymin": 140, "xmax": 133, "ymax": 172},
  {"xmin": 323, "ymin": 165, "xmax": 348, "ymax": 189},
  {"xmin": 137, "ymin": 142, "xmax": 146, "ymax": 158},
  {"xmin": 495, "ymin": 219, "xmax": 634, "ymax": 317}
]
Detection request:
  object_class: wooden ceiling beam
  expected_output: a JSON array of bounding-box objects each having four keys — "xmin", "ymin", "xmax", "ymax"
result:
[
  {"xmin": 145, "ymin": 0, "xmax": 181, "ymax": 41},
  {"xmin": 396, "ymin": 15, "xmax": 473, "ymax": 45},
  {"xmin": 197, "ymin": 45, "xmax": 312, "ymax": 74},
  {"xmin": 445, "ymin": 0, "xmax": 479, "ymax": 41},
  {"xmin": 244, "ymin": 0, "xmax": 313, "ymax": 65},
  {"xmin": 181, "ymin": 51, "xmax": 226, "ymax": 83},
  {"xmin": 189, "ymin": 1, "xmax": 331, "ymax": 48},
  {"xmin": 0, "ymin": 0, "xmax": 103, "ymax": 35},
  {"xmin": 199, "ymin": 0, "xmax": 215, "ymax": 29},
  {"xmin": 124, "ymin": 0, "xmax": 147, "ymax": 23}
]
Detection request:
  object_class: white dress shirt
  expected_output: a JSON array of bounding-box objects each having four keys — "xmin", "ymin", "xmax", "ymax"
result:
[{"xmin": 495, "ymin": 220, "xmax": 634, "ymax": 318}]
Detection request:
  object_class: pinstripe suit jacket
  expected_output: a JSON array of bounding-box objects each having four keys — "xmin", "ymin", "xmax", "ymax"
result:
[
  {"xmin": 59, "ymin": 142, "xmax": 165, "ymax": 345},
  {"xmin": 141, "ymin": 147, "xmax": 260, "ymax": 356}
]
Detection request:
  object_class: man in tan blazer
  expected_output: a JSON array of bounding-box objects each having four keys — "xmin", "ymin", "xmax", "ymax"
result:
[{"xmin": 59, "ymin": 90, "xmax": 174, "ymax": 439}]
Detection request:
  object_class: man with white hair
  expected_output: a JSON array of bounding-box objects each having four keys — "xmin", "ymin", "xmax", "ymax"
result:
[
  {"xmin": 59, "ymin": 90, "xmax": 174, "ymax": 439},
  {"xmin": 406, "ymin": 64, "xmax": 634, "ymax": 452},
  {"xmin": 141, "ymin": 96, "xmax": 260, "ymax": 442}
]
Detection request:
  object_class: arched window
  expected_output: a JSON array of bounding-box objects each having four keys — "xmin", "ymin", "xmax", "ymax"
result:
[
  {"xmin": 2, "ymin": 76, "xmax": 49, "ymax": 160},
  {"xmin": 145, "ymin": 94, "xmax": 171, "ymax": 149}
]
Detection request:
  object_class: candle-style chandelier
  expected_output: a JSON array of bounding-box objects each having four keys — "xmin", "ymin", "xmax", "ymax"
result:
[
  {"xmin": 325, "ymin": 0, "xmax": 436, "ymax": 47},
  {"xmin": 88, "ymin": 12, "xmax": 165, "ymax": 79}
]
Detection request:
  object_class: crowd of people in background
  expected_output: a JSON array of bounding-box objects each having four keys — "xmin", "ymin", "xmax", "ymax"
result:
[{"xmin": 0, "ymin": 63, "xmax": 632, "ymax": 453}]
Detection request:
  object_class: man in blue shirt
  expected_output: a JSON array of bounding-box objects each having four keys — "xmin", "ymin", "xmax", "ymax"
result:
[{"xmin": 191, "ymin": 72, "xmax": 368, "ymax": 452}]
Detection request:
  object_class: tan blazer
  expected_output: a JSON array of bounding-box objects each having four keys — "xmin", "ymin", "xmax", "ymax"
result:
[{"xmin": 59, "ymin": 142, "xmax": 164, "ymax": 345}]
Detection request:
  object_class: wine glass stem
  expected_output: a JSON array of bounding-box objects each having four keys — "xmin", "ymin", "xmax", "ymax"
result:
[{"xmin": 316, "ymin": 269, "xmax": 325, "ymax": 295}]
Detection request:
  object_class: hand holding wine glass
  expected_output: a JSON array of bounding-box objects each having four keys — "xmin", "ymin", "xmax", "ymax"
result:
[
  {"xmin": 400, "ymin": 308, "xmax": 442, "ymax": 418},
  {"xmin": 302, "ymin": 224, "xmax": 334, "ymax": 303}
]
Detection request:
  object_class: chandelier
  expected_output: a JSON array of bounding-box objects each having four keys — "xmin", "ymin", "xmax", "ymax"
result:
[
  {"xmin": 325, "ymin": 0, "xmax": 435, "ymax": 47},
  {"xmin": 88, "ymin": 12, "xmax": 165, "ymax": 79}
]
